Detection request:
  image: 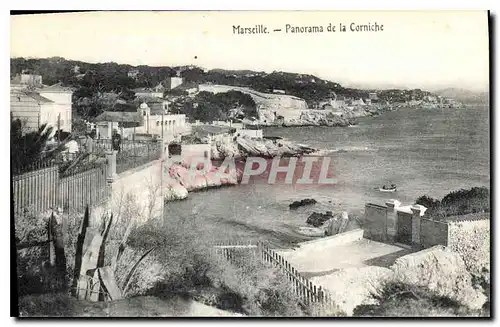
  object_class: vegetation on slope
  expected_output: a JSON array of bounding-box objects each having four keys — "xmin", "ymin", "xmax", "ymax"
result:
[
  {"xmin": 180, "ymin": 90, "xmax": 257, "ymax": 122},
  {"xmin": 415, "ymin": 187, "xmax": 490, "ymax": 219},
  {"xmin": 353, "ymin": 282, "xmax": 489, "ymax": 317},
  {"xmin": 11, "ymin": 57, "xmax": 435, "ymax": 121}
]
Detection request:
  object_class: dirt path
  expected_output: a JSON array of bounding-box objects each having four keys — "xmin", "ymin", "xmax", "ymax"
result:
[{"xmin": 19, "ymin": 294, "xmax": 244, "ymax": 317}]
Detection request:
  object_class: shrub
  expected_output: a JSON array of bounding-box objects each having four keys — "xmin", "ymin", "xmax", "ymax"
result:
[
  {"xmin": 207, "ymin": 251, "xmax": 305, "ymax": 316},
  {"xmin": 115, "ymin": 215, "xmax": 307, "ymax": 317},
  {"xmin": 415, "ymin": 187, "xmax": 490, "ymax": 220},
  {"xmin": 353, "ymin": 282, "xmax": 486, "ymax": 317}
]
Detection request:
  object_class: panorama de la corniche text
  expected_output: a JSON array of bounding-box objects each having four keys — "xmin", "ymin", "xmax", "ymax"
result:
[{"xmin": 232, "ymin": 22, "xmax": 384, "ymax": 34}]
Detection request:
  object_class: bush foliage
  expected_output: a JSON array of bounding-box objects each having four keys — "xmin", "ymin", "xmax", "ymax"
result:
[
  {"xmin": 353, "ymin": 281, "xmax": 488, "ymax": 317},
  {"xmin": 415, "ymin": 187, "xmax": 490, "ymax": 219}
]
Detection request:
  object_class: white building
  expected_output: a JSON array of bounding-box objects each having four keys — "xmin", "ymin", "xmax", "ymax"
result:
[
  {"xmin": 10, "ymin": 76, "xmax": 73, "ymax": 133},
  {"xmin": 37, "ymin": 83, "xmax": 73, "ymax": 132},
  {"xmin": 136, "ymin": 102, "xmax": 188, "ymax": 137},
  {"xmin": 134, "ymin": 86, "xmax": 164, "ymax": 99},
  {"xmin": 165, "ymin": 76, "xmax": 184, "ymax": 90}
]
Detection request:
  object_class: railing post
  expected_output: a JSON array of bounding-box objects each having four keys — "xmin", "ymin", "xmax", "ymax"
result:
[
  {"xmin": 106, "ymin": 151, "xmax": 117, "ymax": 182},
  {"xmin": 105, "ymin": 151, "xmax": 117, "ymax": 196}
]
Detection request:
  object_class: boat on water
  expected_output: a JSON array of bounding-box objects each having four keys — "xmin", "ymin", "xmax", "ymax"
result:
[
  {"xmin": 379, "ymin": 184, "xmax": 397, "ymax": 192},
  {"xmin": 296, "ymin": 226, "xmax": 326, "ymax": 237}
]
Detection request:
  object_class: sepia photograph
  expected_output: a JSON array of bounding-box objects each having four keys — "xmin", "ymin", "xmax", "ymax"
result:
[{"xmin": 9, "ymin": 10, "xmax": 491, "ymax": 318}]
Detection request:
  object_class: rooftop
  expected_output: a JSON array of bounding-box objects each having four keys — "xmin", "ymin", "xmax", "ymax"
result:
[
  {"xmin": 11, "ymin": 89, "xmax": 54, "ymax": 104},
  {"xmin": 38, "ymin": 83, "xmax": 74, "ymax": 93},
  {"xmin": 25, "ymin": 92, "xmax": 54, "ymax": 104},
  {"xmin": 94, "ymin": 111, "xmax": 143, "ymax": 127},
  {"xmin": 192, "ymin": 125, "xmax": 234, "ymax": 137}
]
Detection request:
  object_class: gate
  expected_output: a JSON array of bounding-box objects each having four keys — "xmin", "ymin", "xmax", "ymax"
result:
[{"xmin": 396, "ymin": 212, "xmax": 412, "ymax": 245}]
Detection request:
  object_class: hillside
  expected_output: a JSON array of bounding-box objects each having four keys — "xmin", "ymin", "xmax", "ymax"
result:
[
  {"xmin": 10, "ymin": 57, "xmax": 437, "ymax": 122},
  {"xmin": 434, "ymin": 88, "xmax": 489, "ymax": 104}
]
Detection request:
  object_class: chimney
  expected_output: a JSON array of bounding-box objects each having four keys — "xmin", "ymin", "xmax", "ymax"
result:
[
  {"xmin": 410, "ymin": 204, "xmax": 427, "ymax": 248},
  {"xmin": 385, "ymin": 199, "xmax": 401, "ymax": 242}
]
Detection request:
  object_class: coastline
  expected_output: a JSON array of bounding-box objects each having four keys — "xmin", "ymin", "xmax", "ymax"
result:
[{"xmin": 163, "ymin": 135, "xmax": 318, "ymax": 202}]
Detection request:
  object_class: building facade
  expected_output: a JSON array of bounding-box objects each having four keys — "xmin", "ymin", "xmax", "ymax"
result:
[
  {"xmin": 11, "ymin": 90, "xmax": 54, "ymax": 132},
  {"xmin": 136, "ymin": 102, "xmax": 188, "ymax": 137},
  {"xmin": 165, "ymin": 77, "xmax": 184, "ymax": 90},
  {"xmin": 10, "ymin": 75, "xmax": 73, "ymax": 133},
  {"xmin": 37, "ymin": 84, "xmax": 73, "ymax": 132}
]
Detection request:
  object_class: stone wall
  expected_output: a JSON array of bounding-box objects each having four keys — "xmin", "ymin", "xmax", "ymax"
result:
[
  {"xmin": 447, "ymin": 219, "xmax": 490, "ymax": 277},
  {"xmin": 419, "ymin": 218, "xmax": 449, "ymax": 248},
  {"xmin": 363, "ymin": 203, "xmax": 388, "ymax": 242},
  {"xmin": 103, "ymin": 153, "xmax": 164, "ymax": 227},
  {"xmin": 299, "ymin": 229, "xmax": 364, "ymax": 250}
]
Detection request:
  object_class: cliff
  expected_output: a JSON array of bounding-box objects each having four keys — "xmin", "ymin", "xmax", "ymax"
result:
[
  {"xmin": 197, "ymin": 84, "xmax": 380, "ymax": 127},
  {"xmin": 163, "ymin": 136, "xmax": 316, "ymax": 202},
  {"xmin": 211, "ymin": 134, "xmax": 316, "ymax": 160}
]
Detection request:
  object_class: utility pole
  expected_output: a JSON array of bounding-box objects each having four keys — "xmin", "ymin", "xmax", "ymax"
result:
[
  {"xmin": 161, "ymin": 107, "xmax": 165, "ymax": 145},
  {"xmin": 57, "ymin": 113, "xmax": 61, "ymax": 145},
  {"xmin": 159, "ymin": 101, "xmax": 166, "ymax": 221}
]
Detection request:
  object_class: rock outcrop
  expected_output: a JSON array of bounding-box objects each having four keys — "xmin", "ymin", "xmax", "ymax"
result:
[
  {"xmin": 305, "ymin": 211, "xmax": 350, "ymax": 234},
  {"xmin": 311, "ymin": 266, "xmax": 394, "ymax": 316},
  {"xmin": 284, "ymin": 111, "xmax": 357, "ymax": 127},
  {"xmin": 163, "ymin": 181, "xmax": 188, "ymax": 201},
  {"xmin": 306, "ymin": 211, "xmax": 334, "ymax": 227},
  {"xmin": 166, "ymin": 162, "xmax": 240, "ymax": 195},
  {"xmin": 289, "ymin": 198, "xmax": 317, "ymax": 210},
  {"xmin": 211, "ymin": 135, "xmax": 316, "ymax": 160},
  {"xmin": 324, "ymin": 212, "xmax": 350, "ymax": 236},
  {"xmin": 390, "ymin": 245, "xmax": 487, "ymax": 311},
  {"xmin": 311, "ymin": 245, "xmax": 487, "ymax": 316}
]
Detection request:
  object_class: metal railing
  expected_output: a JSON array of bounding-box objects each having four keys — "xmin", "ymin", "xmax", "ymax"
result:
[{"xmin": 210, "ymin": 240, "xmax": 337, "ymax": 309}]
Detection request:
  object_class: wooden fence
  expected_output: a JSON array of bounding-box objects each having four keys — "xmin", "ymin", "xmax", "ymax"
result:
[
  {"xmin": 13, "ymin": 163, "xmax": 109, "ymax": 216},
  {"xmin": 13, "ymin": 166, "xmax": 59, "ymax": 215},
  {"xmin": 211, "ymin": 240, "xmax": 335, "ymax": 309},
  {"xmin": 59, "ymin": 164, "xmax": 109, "ymax": 213}
]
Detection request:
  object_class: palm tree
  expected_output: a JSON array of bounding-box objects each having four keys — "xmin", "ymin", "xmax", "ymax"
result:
[{"xmin": 11, "ymin": 118, "xmax": 65, "ymax": 173}]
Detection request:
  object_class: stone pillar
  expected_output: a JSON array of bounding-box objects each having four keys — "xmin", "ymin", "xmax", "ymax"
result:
[
  {"xmin": 107, "ymin": 122, "xmax": 113, "ymax": 139},
  {"xmin": 106, "ymin": 151, "xmax": 118, "ymax": 184},
  {"xmin": 410, "ymin": 204, "xmax": 427, "ymax": 248},
  {"xmin": 385, "ymin": 199, "xmax": 401, "ymax": 242}
]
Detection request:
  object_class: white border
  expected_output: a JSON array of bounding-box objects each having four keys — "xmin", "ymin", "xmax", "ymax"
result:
[{"xmin": 2, "ymin": 1, "xmax": 497, "ymax": 326}]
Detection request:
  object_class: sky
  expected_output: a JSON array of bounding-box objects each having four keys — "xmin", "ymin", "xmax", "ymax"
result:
[{"xmin": 10, "ymin": 11, "xmax": 490, "ymax": 92}]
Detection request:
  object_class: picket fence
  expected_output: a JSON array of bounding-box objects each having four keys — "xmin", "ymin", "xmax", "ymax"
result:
[
  {"xmin": 211, "ymin": 240, "xmax": 335, "ymax": 309},
  {"xmin": 12, "ymin": 163, "xmax": 109, "ymax": 216}
]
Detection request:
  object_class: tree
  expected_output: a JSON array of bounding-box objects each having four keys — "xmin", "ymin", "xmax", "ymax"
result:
[{"xmin": 10, "ymin": 119, "xmax": 64, "ymax": 172}]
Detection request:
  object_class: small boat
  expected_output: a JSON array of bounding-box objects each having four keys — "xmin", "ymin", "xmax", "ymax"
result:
[
  {"xmin": 379, "ymin": 185, "xmax": 397, "ymax": 192},
  {"xmin": 296, "ymin": 226, "xmax": 326, "ymax": 237}
]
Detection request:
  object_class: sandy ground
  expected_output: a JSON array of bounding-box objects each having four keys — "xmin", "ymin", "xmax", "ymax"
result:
[{"xmin": 277, "ymin": 238, "xmax": 411, "ymax": 278}]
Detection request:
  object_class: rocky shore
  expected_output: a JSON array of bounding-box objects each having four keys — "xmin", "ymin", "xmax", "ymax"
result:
[
  {"xmin": 254, "ymin": 104, "xmax": 396, "ymax": 128},
  {"xmin": 283, "ymin": 111, "xmax": 357, "ymax": 127},
  {"xmin": 163, "ymin": 135, "xmax": 316, "ymax": 202},
  {"xmin": 211, "ymin": 134, "xmax": 316, "ymax": 160}
]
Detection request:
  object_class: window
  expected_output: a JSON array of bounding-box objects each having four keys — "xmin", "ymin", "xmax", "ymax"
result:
[
  {"xmin": 143, "ymin": 111, "xmax": 146, "ymax": 116},
  {"xmin": 156, "ymin": 121, "xmax": 160, "ymax": 126}
]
